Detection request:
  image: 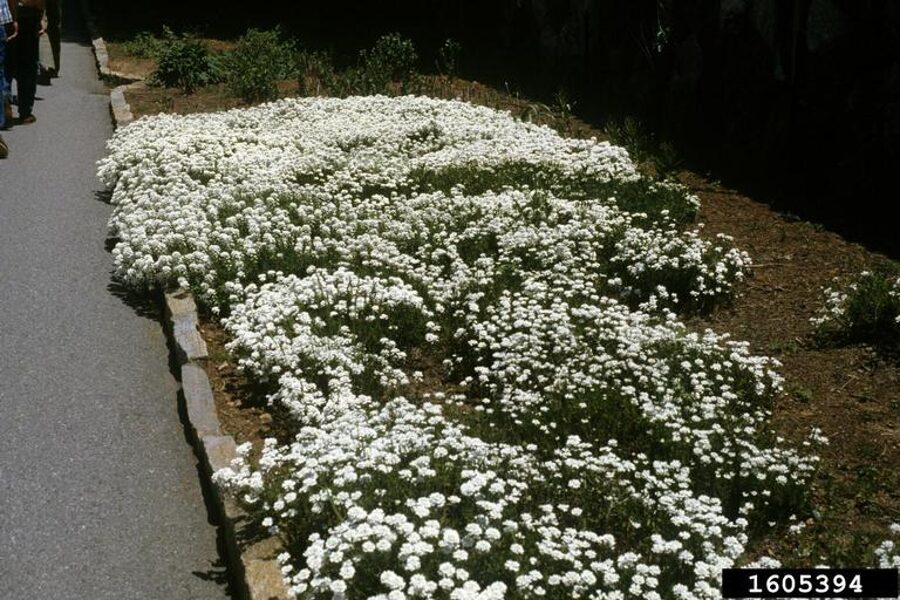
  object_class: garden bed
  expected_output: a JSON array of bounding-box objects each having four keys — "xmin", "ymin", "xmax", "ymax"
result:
[{"xmin": 96, "ymin": 27, "xmax": 900, "ymax": 597}]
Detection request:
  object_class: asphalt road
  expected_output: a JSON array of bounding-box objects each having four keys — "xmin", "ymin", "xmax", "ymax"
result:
[{"xmin": 0, "ymin": 2, "xmax": 231, "ymax": 598}]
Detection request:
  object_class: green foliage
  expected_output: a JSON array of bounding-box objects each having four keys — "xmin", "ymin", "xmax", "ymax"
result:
[
  {"xmin": 814, "ymin": 269, "xmax": 900, "ymax": 351},
  {"xmin": 409, "ymin": 162, "xmax": 698, "ymax": 226},
  {"xmin": 655, "ymin": 141, "xmax": 685, "ymax": 177},
  {"xmin": 606, "ymin": 116, "xmax": 655, "ymax": 164},
  {"xmin": 220, "ymin": 28, "xmax": 297, "ymax": 103},
  {"xmin": 152, "ymin": 35, "xmax": 221, "ymax": 94},
  {"xmin": 436, "ymin": 38, "xmax": 462, "ymax": 78},
  {"xmin": 296, "ymin": 34, "xmax": 421, "ymax": 98},
  {"xmin": 606, "ymin": 116, "xmax": 684, "ymax": 178},
  {"xmin": 296, "ymin": 50, "xmax": 338, "ymax": 96},
  {"xmin": 552, "ymin": 88, "xmax": 573, "ymax": 121},
  {"xmin": 358, "ymin": 33, "xmax": 419, "ymax": 95},
  {"xmin": 841, "ymin": 273, "xmax": 900, "ymax": 344},
  {"xmin": 123, "ymin": 27, "xmax": 176, "ymax": 58}
]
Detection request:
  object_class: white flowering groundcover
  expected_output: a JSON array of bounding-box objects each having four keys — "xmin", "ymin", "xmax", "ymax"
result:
[
  {"xmin": 811, "ymin": 271, "xmax": 900, "ymax": 341},
  {"xmin": 99, "ymin": 95, "xmax": 870, "ymax": 599}
]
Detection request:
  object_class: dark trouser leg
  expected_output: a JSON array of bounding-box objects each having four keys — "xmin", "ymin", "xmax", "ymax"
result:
[
  {"xmin": 0, "ymin": 36, "xmax": 8, "ymax": 130},
  {"xmin": 47, "ymin": 0, "xmax": 61, "ymax": 73},
  {"xmin": 16, "ymin": 9, "xmax": 40, "ymax": 117}
]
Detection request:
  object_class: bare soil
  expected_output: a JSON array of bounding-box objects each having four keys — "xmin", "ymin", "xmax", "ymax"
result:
[
  {"xmin": 684, "ymin": 175, "xmax": 900, "ymax": 564},
  {"xmin": 105, "ymin": 43, "xmax": 156, "ymax": 79}
]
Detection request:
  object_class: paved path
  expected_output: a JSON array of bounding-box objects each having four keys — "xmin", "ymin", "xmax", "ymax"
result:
[{"xmin": 0, "ymin": 2, "xmax": 230, "ymax": 598}]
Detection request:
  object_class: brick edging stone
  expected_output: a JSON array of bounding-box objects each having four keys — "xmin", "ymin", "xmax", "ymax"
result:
[
  {"xmin": 83, "ymin": 0, "xmax": 291, "ymax": 594},
  {"xmin": 80, "ymin": 0, "xmax": 144, "ymax": 84},
  {"xmin": 80, "ymin": 0, "xmax": 141, "ymax": 127},
  {"xmin": 164, "ymin": 290, "xmax": 290, "ymax": 600}
]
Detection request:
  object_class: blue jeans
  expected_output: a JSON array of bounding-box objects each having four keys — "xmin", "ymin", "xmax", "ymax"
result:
[{"xmin": 0, "ymin": 35, "xmax": 8, "ymax": 130}]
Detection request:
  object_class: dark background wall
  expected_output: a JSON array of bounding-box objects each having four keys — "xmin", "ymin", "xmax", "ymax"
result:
[{"xmin": 92, "ymin": 0, "xmax": 900, "ymax": 256}]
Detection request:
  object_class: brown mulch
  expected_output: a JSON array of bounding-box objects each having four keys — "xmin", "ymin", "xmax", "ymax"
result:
[
  {"xmin": 122, "ymin": 80, "xmax": 299, "ymax": 119},
  {"xmin": 199, "ymin": 318, "xmax": 275, "ymax": 447},
  {"xmin": 685, "ymin": 174, "xmax": 900, "ymax": 564},
  {"xmin": 106, "ymin": 43, "xmax": 156, "ymax": 79},
  {"xmin": 124, "ymin": 82, "xmax": 246, "ymax": 119}
]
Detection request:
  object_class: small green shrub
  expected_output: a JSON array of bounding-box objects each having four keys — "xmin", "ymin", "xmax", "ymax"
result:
[
  {"xmin": 606, "ymin": 117, "xmax": 685, "ymax": 178},
  {"xmin": 152, "ymin": 36, "xmax": 220, "ymax": 93},
  {"xmin": 123, "ymin": 27, "xmax": 176, "ymax": 58},
  {"xmin": 359, "ymin": 33, "xmax": 419, "ymax": 94},
  {"xmin": 221, "ymin": 28, "xmax": 297, "ymax": 103},
  {"xmin": 812, "ymin": 270, "xmax": 900, "ymax": 350},
  {"xmin": 605, "ymin": 116, "xmax": 655, "ymax": 164},
  {"xmin": 296, "ymin": 50, "xmax": 338, "ymax": 96},
  {"xmin": 436, "ymin": 38, "xmax": 462, "ymax": 78}
]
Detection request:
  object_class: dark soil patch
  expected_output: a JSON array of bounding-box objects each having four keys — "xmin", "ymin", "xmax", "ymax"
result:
[
  {"xmin": 200, "ymin": 316, "xmax": 277, "ymax": 448},
  {"xmin": 122, "ymin": 80, "xmax": 299, "ymax": 120}
]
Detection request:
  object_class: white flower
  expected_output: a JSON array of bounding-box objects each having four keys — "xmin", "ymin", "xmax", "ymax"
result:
[{"xmin": 103, "ymin": 95, "xmax": 824, "ymax": 600}]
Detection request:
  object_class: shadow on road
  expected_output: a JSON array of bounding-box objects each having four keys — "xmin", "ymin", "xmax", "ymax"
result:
[
  {"xmin": 106, "ymin": 279, "xmax": 240, "ymax": 597},
  {"xmin": 192, "ymin": 558, "xmax": 234, "ymax": 596},
  {"xmin": 177, "ymin": 382, "xmax": 240, "ymax": 598},
  {"xmin": 106, "ymin": 279, "xmax": 163, "ymax": 321}
]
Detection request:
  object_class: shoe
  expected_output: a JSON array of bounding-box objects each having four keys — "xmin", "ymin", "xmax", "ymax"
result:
[
  {"xmin": 18, "ymin": 114, "xmax": 36, "ymax": 125},
  {"xmin": 0, "ymin": 134, "xmax": 8, "ymax": 159}
]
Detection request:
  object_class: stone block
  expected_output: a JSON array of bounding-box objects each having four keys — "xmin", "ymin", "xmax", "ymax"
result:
[
  {"xmin": 164, "ymin": 290, "xmax": 208, "ymax": 363},
  {"xmin": 165, "ymin": 289, "xmax": 198, "ymax": 318},
  {"xmin": 181, "ymin": 363, "xmax": 220, "ymax": 439},
  {"xmin": 203, "ymin": 435, "xmax": 237, "ymax": 474},
  {"xmin": 172, "ymin": 314, "xmax": 208, "ymax": 363},
  {"xmin": 244, "ymin": 556, "xmax": 289, "ymax": 600}
]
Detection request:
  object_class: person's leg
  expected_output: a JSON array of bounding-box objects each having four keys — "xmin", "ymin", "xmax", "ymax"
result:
[
  {"xmin": 47, "ymin": 0, "xmax": 61, "ymax": 74},
  {"xmin": 0, "ymin": 36, "xmax": 7, "ymax": 130},
  {"xmin": 16, "ymin": 9, "xmax": 39, "ymax": 120}
]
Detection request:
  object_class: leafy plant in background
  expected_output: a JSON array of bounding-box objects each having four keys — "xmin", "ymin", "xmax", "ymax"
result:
[
  {"xmin": 123, "ymin": 26, "xmax": 177, "ymax": 58},
  {"xmin": 359, "ymin": 33, "xmax": 419, "ymax": 94},
  {"xmin": 436, "ymin": 37, "xmax": 462, "ymax": 78},
  {"xmin": 606, "ymin": 116, "xmax": 684, "ymax": 178},
  {"xmin": 296, "ymin": 50, "xmax": 338, "ymax": 97},
  {"xmin": 655, "ymin": 140, "xmax": 685, "ymax": 178},
  {"xmin": 812, "ymin": 269, "xmax": 900, "ymax": 351},
  {"xmin": 152, "ymin": 34, "xmax": 221, "ymax": 94},
  {"xmin": 551, "ymin": 87, "xmax": 576, "ymax": 134},
  {"xmin": 220, "ymin": 28, "xmax": 297, "ymax": 102},
  {"xmin": 605, "ymin": 116, "xmax": 655, "ymax": 164}
]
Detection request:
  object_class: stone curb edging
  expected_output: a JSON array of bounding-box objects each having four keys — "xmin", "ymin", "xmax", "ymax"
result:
[
  {"xmin": 80, "ymin": 0, "xmax": 144, "ymax": 85},
  {"xmin": 109, "ymin": 85, "xmax": 135, "ymax": 127},
  {"xmin": 164, "ymin": 290, "xmax": 290, "ymax": 600},
  {"xmin": 82, "ymin": 0, "xmax": 290, "ymax": 595},
  {"xmin": 80, "ymin": 0, "xmax": 141, "ymax": 128}
]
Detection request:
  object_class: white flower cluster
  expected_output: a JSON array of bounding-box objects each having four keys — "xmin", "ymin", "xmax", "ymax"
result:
[
  {"xmin": 810, "ymin": 271, "xmax": 900, "ymax": 331},
  {"xmin": 99, "ymin": 95, "xmax": 822, "ymax": 599},
  {"xmin": 98, "ymin": 96, "xmax": 735, "ymax": 310},
  {"xmin": 875, "ymin": 523, "xmax": 900, "ymax": 569}
]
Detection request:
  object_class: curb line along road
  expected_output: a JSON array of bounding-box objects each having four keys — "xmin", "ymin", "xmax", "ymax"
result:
[
  {"xmin": 1, "ymin": 1, "xmax": 228, "ymax": 597},
  {"xmin": 82, "ymin": 1, "xmax": 291, "ymax": 596},
  {"xmin": 164, "ymin": 291, "xmax": 290, "ymax": 600}
]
